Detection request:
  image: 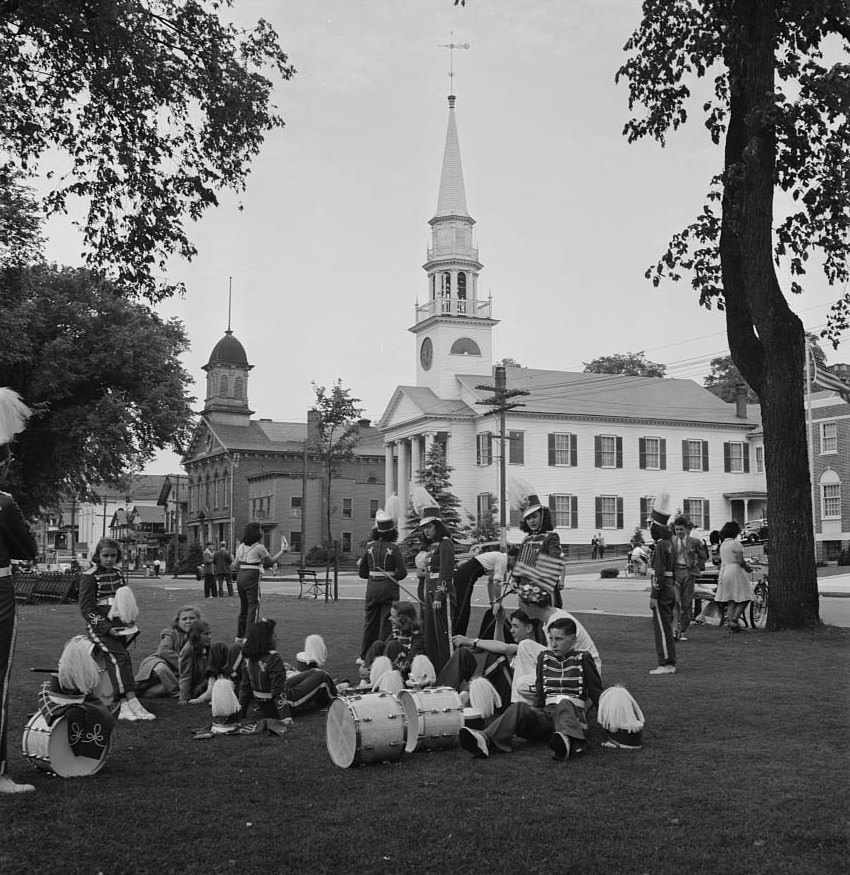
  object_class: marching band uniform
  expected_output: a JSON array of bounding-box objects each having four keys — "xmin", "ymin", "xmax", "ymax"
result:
[
  {"xmin": 238, "ymin": 651, "xmax": 338, "ymax": 721},
  {"xmin": 423, "ymin": 531, "xmax": 456, "ymax": 674},
  {"xmin": 512, "ymin": 489, "xmax": 564, "ymax": 608},
  {"xmin": 0, "ymin": 486, "xmax": 37, "ymax": 789},
  {"xmin": 79, "ymin": 566, "xmax": 137, "ymax": 698},
  {"xmin": 358, "ymin": 510, "xmax": 407, "ymax": 661},
  {"xmin": 649, "ymin": 497, "xmax": 677, "ymax": 675},
  {"xmin": 0, "ymin": 389, "xmax": 38, "ymax": 792}
]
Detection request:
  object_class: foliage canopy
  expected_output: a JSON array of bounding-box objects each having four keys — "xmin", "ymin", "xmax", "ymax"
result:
[
  {"xmin": 583, "ymin": 351, "xmax": 667, "ymax": 378},
  {"xmin": 0, "ymin": 0, "xmax": 294, "ymax": 302}
]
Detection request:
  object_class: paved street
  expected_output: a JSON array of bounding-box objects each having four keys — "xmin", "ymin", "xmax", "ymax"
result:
[{"xmin": 141, "ymin": 563, "xmax": 850, "ymax": 627}]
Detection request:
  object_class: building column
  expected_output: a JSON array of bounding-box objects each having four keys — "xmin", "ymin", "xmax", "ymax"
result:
[
  {"xmin": 410, "ymin": 435, "xmax": 422, "ymax": 485},
  {"xmin": 384, "ymin": 442, "xmax": 395, "ymax": 504},
  {"xmin": 397, "ymin": 439, "xmax": 410, "ymax": 534}
]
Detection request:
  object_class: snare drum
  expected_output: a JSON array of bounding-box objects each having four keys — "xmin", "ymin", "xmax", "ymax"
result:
[
  {"xmin": 399, "ymin": 686, "xmax": 464, "ymax": 754},
  {"xmin": 22, "ymin": 710, "xmax": 113, "ymax": 778},
  {"xmin": 325, "ymin": 692, "xmax": 407, "ymax": 768}
]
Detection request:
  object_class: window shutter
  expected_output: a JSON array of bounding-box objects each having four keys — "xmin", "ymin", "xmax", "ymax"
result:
[
  {"xmin": 485, "ymin": 432, "xmax": 492, "ymax": 465},
  {"xmin": 640, "ymin": 497, "xmax": 648, "ymax": 528},
  {"xmin": 549, "ymin": 494, "xmax": 556, "ymax": 513},
  {"xmin": 616, "ymin": 496, "xmax": 624, "ymax": 529},
  {"xmin": 509, "ymin": 507, "xmax": 521, "ymax": 527},
  {"xmin": 660, "ymin": 438, "xmax": 667, "ymax": 470},
  {"xmin": 703, "ymin": 502, "xmax": 710, "ymax": 530},
  {"xmin": 683, "ymin": 499, "xmax": 691, "ymax": 519},
  {"xmin": 682, "ymin": 440, "xmax": 689, "ymax": 471},
  {"xmin": 702, "ymin": 440, "xmax": 710, "ymax": 471},
  {"xmin": 639, "ymin": 437, "xmax": 646, "ymax": 469},
  {"xmin": 743, "ymin": 444, "xmax": 750, "ymax": 473},
  {"xmin": 548, "ymin": 433, "xmax": 555, "ymax": 466},
  {"xmin": 594, "ymin": 435, "xmax": 602, "ymax": 468},
  {"xmin": 476, "ymin": 435, "xmax": 481, "ymax": 466},
  {"xmin": 595, "ymin": 496, "xmax": 602, "ymax": 529},
  {"xmin": 571, "ymin": 495, "xmax": 578, "ymax": 528},
  {"xmin": 616, "ymin": 436, "xmax": 623, "ymax": 468},
  {"xmin": 570, "ymin": 434, "xmax": 578, "ymax": 467},
  {"xmin": 723, "ymin": 442, "xmax": 731, "ymax": 473}
]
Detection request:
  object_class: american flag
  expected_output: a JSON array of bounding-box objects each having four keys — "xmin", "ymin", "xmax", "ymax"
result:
[
  {"xmin": 512, "ymin": 550, "xmax": 565, "ymax": 589},
  {"xmin": 812, "ymin": 364, "xmax": 850, "ymax": 405}
]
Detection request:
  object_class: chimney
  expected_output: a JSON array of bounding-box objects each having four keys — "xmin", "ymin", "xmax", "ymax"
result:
[
  {"xmin": 357, "ymin": 418, "xmax": 372, "ymax": 428},
  {"xmin": 734, "ymin": 383, "xmax": 748, "ymax": 419},
  {"xmin": 307, "ymin": 409, "xmax": 321, "ymax": 445}
]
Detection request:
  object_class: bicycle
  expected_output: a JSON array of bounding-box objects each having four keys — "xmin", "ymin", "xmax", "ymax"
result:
[{"xmin": 749, "ymin": 574, "xmax": 769, "ymax": 628}]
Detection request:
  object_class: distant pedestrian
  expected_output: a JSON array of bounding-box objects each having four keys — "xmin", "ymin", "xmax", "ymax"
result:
[
  {"xmin": 596, "ymin": 532, "xmax": 606, "ymax": 560},
  {"xmin": 590, "ymin": 535, "xmax": 598, "ymax": 560},
  {"xmin": 213, "ymin": 541, "xmax": 234, "ymax": 597},
  {"xmin": 153, "ymin": 558, "xmax": 161, "ymax": 578},
  {"xmin": 202, "ymin": 543, "xmax": 217, "ymax": 599}
]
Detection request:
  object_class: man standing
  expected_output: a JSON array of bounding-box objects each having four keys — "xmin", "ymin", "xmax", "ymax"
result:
[
  {"xmin": 202, "ymin": 542, "xmax": 217, "ymax": 599},
  {"xmin": 458, "ymin": 617, "xmax": 603, "ymax": 760},
  {"xmin": 649, "ymin": 500, "xmax": 677, "ymax": 675},
  {"xmin": 0, "ymin": 388, "xmax": 38, "ymax": 794},
  {"xmin": 213, "ymin": 541, "xmax": 234, "ymax": 597},
  {"xmin": 670, "ymin": 516, "xmax": 709, "ymax": 640}
]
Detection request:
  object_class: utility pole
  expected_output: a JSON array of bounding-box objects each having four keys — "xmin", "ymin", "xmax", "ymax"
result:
[{"xmin": 475, "ymin": 366, "xmax": 529, "ymax": 549}]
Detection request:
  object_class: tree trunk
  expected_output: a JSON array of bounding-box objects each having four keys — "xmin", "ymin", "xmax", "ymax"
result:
[{"xmin": 720, "ymin": 1, "xmax": 819, "ymax": 629}]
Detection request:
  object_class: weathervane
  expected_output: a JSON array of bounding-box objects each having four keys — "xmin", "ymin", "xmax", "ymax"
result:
[{"xmin": 439, "ymin": 31, "xmax": 470, "ymax": 92}]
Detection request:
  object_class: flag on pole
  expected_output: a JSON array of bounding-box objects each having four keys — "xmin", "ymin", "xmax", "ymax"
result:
[
  {"xmin": 812, "ymin": 364, "xmax": 850, "ymax": 404},
  {"xmin": 512, "ymin": 551, "xmax": 565, "ymax": 591}
]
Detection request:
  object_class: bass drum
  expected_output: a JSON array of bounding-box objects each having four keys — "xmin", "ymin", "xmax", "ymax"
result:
[
  {"xmin": 22, "ymin": 710, "xmax": 112, "ymax": 778},
  {"xmin": 399, "ymin": 686, "xmax": 464, "ymax": 754},
  {"xmin": 325, "ymin": 692, "xmax": 407, "ymax": 768}
]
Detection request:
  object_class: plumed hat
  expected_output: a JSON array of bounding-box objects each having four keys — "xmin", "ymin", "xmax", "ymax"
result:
[
  {"xmin": 297, "ymin": 634, "xmax": 327, "ymax": 668},
  {"xmin": 0, "ymin": 387, "xmax": 31, "ymax": 449},
  {"xmin": 509, "ymin": 478, "xmax": 543, "ymax": 520},
  {"xmin": 411, "ymin": 486, "xmax": 441, "ymax": 527},
  {"xmin": 650, "ymin": 490, "xmax": 672, "ymax": 526},
  {"xmin": 375, "ymin": 510, "xmax": 395, "ymax": 532},
  {"xmin": 598, "ymin": 685, "xmax": 645, "ymax": 750}
]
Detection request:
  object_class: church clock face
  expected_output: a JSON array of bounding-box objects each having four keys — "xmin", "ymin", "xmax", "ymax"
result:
[{"xmin": 420, "ymin": 337, "xmax": 433, "ymax": 370}]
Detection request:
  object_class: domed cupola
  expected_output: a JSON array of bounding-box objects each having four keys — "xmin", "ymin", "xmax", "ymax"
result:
[{"xmin": 202, "ymin": 329, "xmax": 254, "ymax": 425}]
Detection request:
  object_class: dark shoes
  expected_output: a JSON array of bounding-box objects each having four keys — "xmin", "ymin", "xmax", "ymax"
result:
[
  {"xmin": 549, "ymin": 731, "xmax": 571, "ymax": 761},
  {"xmin": 459, "ymin": 726, "xmax": 490, "ymax": 758}
]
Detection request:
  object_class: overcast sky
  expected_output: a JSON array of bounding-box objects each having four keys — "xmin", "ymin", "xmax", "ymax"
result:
[{"xmin": 41, "ymin": 0, "xmax": 849, "ymax": 475}]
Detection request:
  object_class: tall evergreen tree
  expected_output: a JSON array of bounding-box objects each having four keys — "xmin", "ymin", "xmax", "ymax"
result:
[{"xmin": 405, "ymin": 442, "xmax": 468, "ymax": 544}]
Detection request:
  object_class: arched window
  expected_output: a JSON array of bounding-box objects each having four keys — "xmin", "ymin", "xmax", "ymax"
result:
[
  {"xmin": 450, "ymin": 337, "xmax": 481, "ymax": 356},
  {"xmin": 820, "ymin": 469, "xmax": 842, "ymax": 519},
  {"xmin": 441, "ymin": 271, "xmax": 451, "ymax": 312},
  {"xmin": 213, "ymin": 470, "xmax": 221, "ymax": 509},
  {"xmin": 219, "ymin": 375, "xmax": 229, "ymax": 396},
  {"xmin": 431, "ymin": 274, "xmax": 436, "ymax": 300},
  {"xmin": 234, "ymin": 377, "xmax": 243, "ymax": 399}
]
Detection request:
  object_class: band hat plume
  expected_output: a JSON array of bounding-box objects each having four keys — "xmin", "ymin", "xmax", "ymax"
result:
[
  {"xmin": 651, "ymin": 490, "xmax": 672, "ymax": 525},
  {"xmin": 375, "ymin": 509, "xmax": 395, "ymax": 532},
  {"xmin": 384, "ymin": 494, "xmax": 402, "ymax": 528},
  {"xmin": 57, "ymin": 638, "xmax": 101, "ymax": 695},
  {"xmin": 509, "ymin": 477, "xmax": 543, "ymax": 519},
  {"xmin": 0, "ymin": 387, "xmax": 32, "ymax": 446},
  {"xmin": 411, "ymin": 485, "xmax": 441, "ymax": 527},
  {"xmin": 598, "ymin": 685, "xmax": 645, "ymax": 750}
]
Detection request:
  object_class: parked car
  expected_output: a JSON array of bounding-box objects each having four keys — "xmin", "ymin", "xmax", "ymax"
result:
[{"xmin": 742, "ymin": 519, "xmax": 768, "ymax": 544}]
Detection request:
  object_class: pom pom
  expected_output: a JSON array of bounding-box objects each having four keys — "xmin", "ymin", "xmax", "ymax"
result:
[
  {"xmin": 108, "ymin": 586, "xmax": 138, "ymax": 624},
  {"xmin": 468, "ymin": 676, "xmax": 501, "ymax": 719},
  {"xmin": 301, "ymin": 634, "xmax": 327, "ymax": 667},
  {"xmin": 408, "ymin": 654, "xmax": 436, "ymax": 687},
  {"xmin": 376, "ymin": 670, "xmax": 404, "ymax": 694},
  {"xmin": 0, "ymin": 387, "xmax": 31, "ymax": 446},
  {"xmin": 508, "ymin": 477, "xmax": 539, "ymax": 513},
  {"xmin": 211, "ymin": 677, "xmax": 241, "ymax": 719},
  {"xmin": 57, "ymin": 637, "xmax": 100, "ymax": 694},
  {"xmin": 369, "ymin": 655, "xmax": 393, "ymax": 689},
  {"xmin": 385, "ymin": 494, "xmax": 402, "ymax": 528},
  {"xmin": 598, "ymin": 685, "xmax": 645, "ymax": 732}
]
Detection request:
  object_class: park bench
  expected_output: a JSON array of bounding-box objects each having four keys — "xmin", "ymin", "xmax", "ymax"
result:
[
  {"xmin": 14, "ymin": 575, "xmax": 37, "ymax": 604},
  {"xmin": 297, "ymin": 568, "xmax": 327, "ymax": 599},
  {"xmin": 30, "ymin": 573, "xmax": 78, "ymax": 603}
]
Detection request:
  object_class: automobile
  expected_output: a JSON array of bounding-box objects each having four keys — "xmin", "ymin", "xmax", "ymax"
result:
[{"xmin": 742, "ymin": 518, "xmax": 768, "ymax": 544}]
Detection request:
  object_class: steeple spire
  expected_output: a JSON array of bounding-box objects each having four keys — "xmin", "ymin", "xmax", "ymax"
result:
[{"xmin": 435, "ymin": 95, "xmax": 469, "ymax": 219}]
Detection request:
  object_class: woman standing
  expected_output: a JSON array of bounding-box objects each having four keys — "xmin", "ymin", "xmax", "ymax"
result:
[
  {"xmin": 233, "ymin": 523, "xmax": 288, "ymax": 643},
  {"xmin": 512, "ymin": 486, "xmax": 564, "ymax": 608},
  {"xmin": 415, "ymin": 495, "xmax": 455, "ymax": 674},
  {"xmin": 715, "ymin": 521, "xmax": 754, "ymax": 631}
]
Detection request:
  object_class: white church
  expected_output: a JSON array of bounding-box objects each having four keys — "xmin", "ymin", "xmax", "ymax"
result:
[{"xmin": 377, "ymin": 93, "xmax": 770, "ymax": 548}]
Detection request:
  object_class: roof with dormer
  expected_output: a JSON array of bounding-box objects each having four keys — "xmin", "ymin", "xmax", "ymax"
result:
[{"xmin": 434, "ymin": 95, "xmax": 469, "ymax": 220}]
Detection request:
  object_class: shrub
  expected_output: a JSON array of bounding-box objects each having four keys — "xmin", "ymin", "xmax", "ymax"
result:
[
  {"xmin": 600, "ymin": 567, "xmax": 620, "ymax": 579},
  {"xmin": 838, "ymin": 550, "xmax": 850, "ymax": 567}
]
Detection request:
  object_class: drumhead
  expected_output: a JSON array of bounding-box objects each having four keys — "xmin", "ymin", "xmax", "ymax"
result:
[
  {"xmin": 22, "ymin": 712, "xmax": 112, "ymax": 778},
  {"xmin": 326, "ymin": 698, "xmax": 358, "ymax": 768}
]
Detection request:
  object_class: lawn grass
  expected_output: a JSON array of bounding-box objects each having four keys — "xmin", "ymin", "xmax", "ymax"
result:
[{"xmin": 3, "ymin": 585, "xmax": 848, "ymax": 875}]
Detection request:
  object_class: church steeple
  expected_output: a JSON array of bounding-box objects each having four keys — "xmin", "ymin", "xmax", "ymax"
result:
[{"xmin": 411, "ymin": 94, "xmax": 497, "ymax": 399}]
